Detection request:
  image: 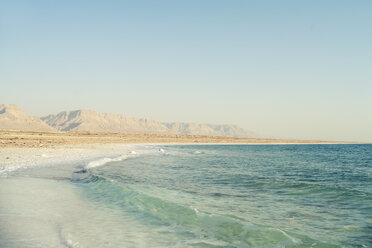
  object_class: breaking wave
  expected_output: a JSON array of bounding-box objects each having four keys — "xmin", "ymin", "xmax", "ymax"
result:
[{"xmin": 85, "ymin": 154, "xmax": 131, "ymax": 169}]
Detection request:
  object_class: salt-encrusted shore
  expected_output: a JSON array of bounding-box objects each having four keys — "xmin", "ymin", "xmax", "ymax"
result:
[
  {"xmin": 0, "ymin": 144, "xmax": 141, "ymax": 174},
  {"xmin": 0, "ymin": 129, "xmax": 359, "ymax": 173}
]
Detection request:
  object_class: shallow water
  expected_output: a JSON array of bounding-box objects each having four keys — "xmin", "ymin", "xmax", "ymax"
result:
[{"xmin": 0, "ymin": 144, "xmax": 371, "ymax": 247}]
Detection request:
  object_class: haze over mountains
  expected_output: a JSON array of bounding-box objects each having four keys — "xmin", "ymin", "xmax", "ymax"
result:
[{"xmin": 0, "ymin": 104, "xmax": 249, "ymax": 137}]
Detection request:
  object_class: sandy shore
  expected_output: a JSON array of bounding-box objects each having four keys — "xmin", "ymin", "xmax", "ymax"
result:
[
  {"xmin": 0, "ymin": 143, "xmax": 142, "ymax": 174},
  {"xmin": 0, "ymin": 129, "xmax": 348, "ymax": 148}
]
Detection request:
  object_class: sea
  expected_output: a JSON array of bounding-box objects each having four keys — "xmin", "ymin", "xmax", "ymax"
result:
[{"xmin": 0, "ymin": 144, "xmax": 371, "ymax": 248}]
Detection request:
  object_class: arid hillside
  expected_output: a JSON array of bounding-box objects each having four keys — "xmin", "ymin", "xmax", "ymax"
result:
[{"xmin": 0, "ymin": 104, "xmax": 54, "ymax": 131}]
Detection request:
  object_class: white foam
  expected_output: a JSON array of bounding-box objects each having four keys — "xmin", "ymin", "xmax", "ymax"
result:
[
  {"xmin": 0, "ymin": 144, "xmax": 145, "ymax": 176},
  {"xmin": 191, "ymin": 206, "xmax": 199, "ymax": 214},
  {"xmin": 85, "ymin": 154, "xmax": 130, "ymax": 169}
]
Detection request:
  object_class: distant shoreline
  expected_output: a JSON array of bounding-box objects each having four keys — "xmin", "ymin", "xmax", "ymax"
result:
[{"xmin": 0, "ymin": 129, "xmax": 362, "ymax": 148}]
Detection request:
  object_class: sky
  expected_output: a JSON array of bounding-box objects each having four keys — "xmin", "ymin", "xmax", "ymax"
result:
[{"xmin": 0, "ymin": 0, "xmax": 371, "ymax": 142}]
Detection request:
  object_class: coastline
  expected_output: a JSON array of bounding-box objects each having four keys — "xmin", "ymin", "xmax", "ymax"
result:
[
  {"xmin": 1, "ymin": 129, "xmax": 357, "ymax": 148},
  {"xmin": 0, "ymin": 129, "xmax": 365, "ymax": 174},
  {"xmin": 1, "ymin": 134, "xmax": 370, "ymax": 247},
  {"xmin": 0, "ymin": 143, "xmax": 142, "ymax": 175},
  {"xmin": 0, "ymin": 130, "xmax": 364, "ymax": 173},
  {"xmin": 0, "ymin": 129, "xmax": 366, "ymax": 175}
]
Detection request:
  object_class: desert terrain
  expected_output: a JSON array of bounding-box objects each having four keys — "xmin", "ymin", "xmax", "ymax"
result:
[{"xmin": 0, "ymin": 129, "xmax": 351, "ymax": 148}]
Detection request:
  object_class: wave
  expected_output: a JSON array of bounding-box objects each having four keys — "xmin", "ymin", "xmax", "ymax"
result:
[
  {"xmin": 78, "ymin": 173, "xmax": 337, "ymax": 247},
  {"xmin": 0, "ymin": 153, "xmax": 135, "ymax": 177},
  {"xmin": 82, "ymin": 149, "xmax": 150, "ymax": 170},
  {"xmin": 85, "ymin": 154, "xmax": 130, "ymax": 169}
]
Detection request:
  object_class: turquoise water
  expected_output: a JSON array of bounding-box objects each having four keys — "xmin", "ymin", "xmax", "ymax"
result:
[{"xmin": 1, "ymin": 144, "xmax": 371, "ymax": 247}]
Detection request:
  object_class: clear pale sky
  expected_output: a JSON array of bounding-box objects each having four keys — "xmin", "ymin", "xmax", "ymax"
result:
[{"xmin": 1, "ymin": 1, "xmax": 371, "ymax": 141}]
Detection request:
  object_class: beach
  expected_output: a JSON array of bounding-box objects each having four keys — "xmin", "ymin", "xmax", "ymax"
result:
[
  {"xmin": 1, "ymin": 129, "xmax": 350, "ymax": 148},
  {"xmin": 1, "ymin": 130, "xmax": 370, "ymax": 247},
  {"xmin": 0, "ymin": 129, "xmax": 352, "ymax": 174},
  {"xmin": 0, "ymin": 143, "xmax": 140, "ymax": 174},
  {"xmin": 1, "ymin": 143, "xmax": 371, "ymax": 247}
]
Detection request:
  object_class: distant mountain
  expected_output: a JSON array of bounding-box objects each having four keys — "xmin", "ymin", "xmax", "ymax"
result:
[
  {"xmin": 41, "ymin": 109, "xmax": 169, "ymax": 133},
  {"xmin": 42, "ymin": 109, "xmax": 249, "ymax": 137},
  {"xmin": 164, "ymin": 122, "xmax": 248, "ymax": 137},
  {"xmin": 0, "ymin": 104, "xmax": 54, "ymax": 131}
]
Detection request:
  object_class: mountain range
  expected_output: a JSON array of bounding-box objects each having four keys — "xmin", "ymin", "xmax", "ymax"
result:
[{"xmin": 0, "ymin": 104, "xmax": 249, "ymax": 137}]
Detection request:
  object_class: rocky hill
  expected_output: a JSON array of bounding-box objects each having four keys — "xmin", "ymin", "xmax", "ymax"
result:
[
  {"xmin": 42, "ymin": 109, "xmax": 249, "ymax": 137},
  {"xmin": 41, "ymin": 110, "xmax": 169, "ymax": 133},
  {"xmin": 0, "ymin": 104, "xmax": 54, "ymax": 131}
]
